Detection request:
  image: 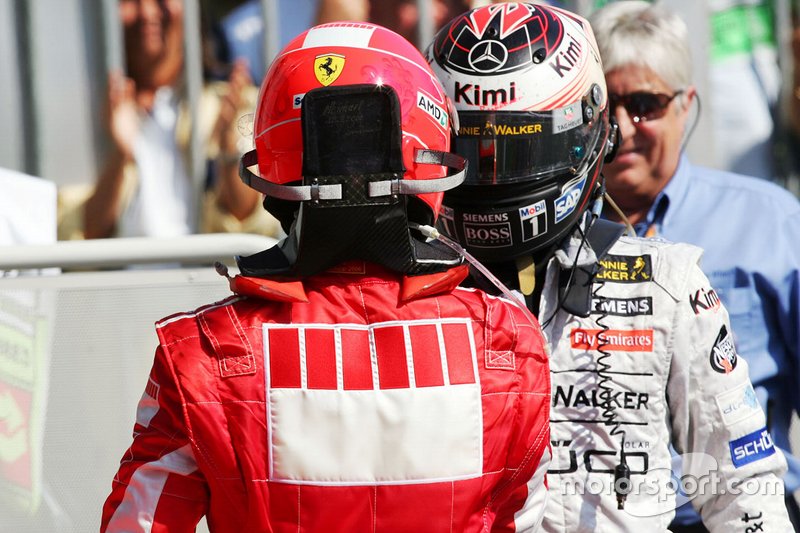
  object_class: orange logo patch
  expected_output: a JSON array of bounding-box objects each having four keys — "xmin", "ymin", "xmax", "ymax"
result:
[{"xmin": 570, "ymin": 329, "xmax": 654, "ymax": 352}]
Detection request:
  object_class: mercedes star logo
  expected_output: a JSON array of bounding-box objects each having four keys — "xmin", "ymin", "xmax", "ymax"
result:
[{"xmin": 467, "ymin": 40, "xmax": 509, "ymax": 73}]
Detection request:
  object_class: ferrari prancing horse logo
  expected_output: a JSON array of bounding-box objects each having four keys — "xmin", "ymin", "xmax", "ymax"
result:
[{"xmin": 314, "ymin": 54, "xmax": 345, "ymax": 86}]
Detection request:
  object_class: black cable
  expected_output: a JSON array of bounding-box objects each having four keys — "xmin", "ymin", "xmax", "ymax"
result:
[
  {"xmin": 539, "ymin": 213, "xmax": 595, "ymax": 330},
  {"xmin": 680, "ymin": 91, "xmax": 702, "ymax": 154},
  {"xmin": 539, "ymin": 192, "xmax": 632, "ymax": 507},
  {"xmin": 592, "ymin": 270, "xmax": 631, "ymax": 509}
]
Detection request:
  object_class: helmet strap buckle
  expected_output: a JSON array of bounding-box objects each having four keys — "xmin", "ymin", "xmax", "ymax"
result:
[{"xmin": 310, "ymin": 179, "xmax": 320, "ymax": 202}]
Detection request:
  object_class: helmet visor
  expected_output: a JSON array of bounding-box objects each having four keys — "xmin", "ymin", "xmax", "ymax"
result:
[{"xmin": 454, "ymin": 105, "xmax": 603, "ymax": 185}]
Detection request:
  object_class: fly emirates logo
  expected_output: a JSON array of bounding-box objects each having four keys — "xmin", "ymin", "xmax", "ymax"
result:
[{"xmin": 570, "ymin": 329, "xmax": 654, "ymax": 352}]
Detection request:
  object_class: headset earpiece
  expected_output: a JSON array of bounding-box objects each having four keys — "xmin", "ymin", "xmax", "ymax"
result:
[{"xmin": 604, "ymin": 117, "xmax": 621, "ymax": 163}]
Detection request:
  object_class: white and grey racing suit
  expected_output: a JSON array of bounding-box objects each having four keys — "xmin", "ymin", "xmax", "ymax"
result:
[{"xmin": 537, "ymin": 223, "xmax": 791, "ymax": 532}]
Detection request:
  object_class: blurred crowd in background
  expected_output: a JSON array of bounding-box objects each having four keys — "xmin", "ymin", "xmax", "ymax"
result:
[
  {"xmin": 1, "ymin": 2, "xmax": 799, "ymax": 532},
  {"xmin": 2, "ymin": 0, "xmax": 800, "ymax": 245}
]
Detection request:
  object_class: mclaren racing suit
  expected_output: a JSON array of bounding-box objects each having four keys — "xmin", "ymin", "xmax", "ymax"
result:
[
  {"xmin": 101, "ymin": 262, "xmax": 551, "ymax": 533},
  {"xmin": 535, "ymin": 221, "xmax": 792, "ymax": 532}
]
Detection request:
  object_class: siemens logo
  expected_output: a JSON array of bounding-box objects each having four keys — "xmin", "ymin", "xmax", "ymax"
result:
[
  {"xmin": 463, "ymin": 213, "xmax": 508, "ymax": 222},
  {"xmin": 729, "ymin": 427, "xmax": 775, "ymax": 468},
  {"xmin": 592, "ymin": 296, "xmax": 653, "ymax": 317}
]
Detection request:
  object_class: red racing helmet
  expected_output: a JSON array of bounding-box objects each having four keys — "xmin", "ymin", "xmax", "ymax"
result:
[
  {"xmin": 240, "ymin": 21, "xmax": 465, "ymax": 230},
  {"xmin": 238, "ymin": 22, "xmax": 467, "ymax": 277}
]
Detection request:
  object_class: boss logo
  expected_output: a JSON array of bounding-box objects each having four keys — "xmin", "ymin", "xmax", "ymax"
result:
[{"xmin": 462, "ymin": 223, "xmax": 512, "ymax": 247}]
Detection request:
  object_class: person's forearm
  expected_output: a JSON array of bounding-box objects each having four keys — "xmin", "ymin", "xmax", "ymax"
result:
[
  {"xmin": 84, "ymin": 147, "xmax": 129, "ymax": 239},
  {"xmin": 316, "ymin": 0, "xmax": 368, "ymax": 23}
]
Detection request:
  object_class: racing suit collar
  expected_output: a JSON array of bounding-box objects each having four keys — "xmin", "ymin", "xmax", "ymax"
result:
[
  {"xmin": 553, "ymin": 218, "xmax": 626, "ymax": 318},
  {"xmin": 225, "ymin": 261, "xmax": 469, "ymax": 304},
  {"xmin": 554, "ymin": 226, "xmax": 599, "ymax": 270}
]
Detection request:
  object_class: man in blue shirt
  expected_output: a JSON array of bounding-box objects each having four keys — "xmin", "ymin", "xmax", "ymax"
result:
[{"xmin": 590, "ymin": 2, "xmax": 800, "ymax": 531}]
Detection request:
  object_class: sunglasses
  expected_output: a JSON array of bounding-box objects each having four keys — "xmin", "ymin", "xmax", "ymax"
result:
[{"xmin": 608, "ymin": 90, "xmax": 683, "ymax": 123}]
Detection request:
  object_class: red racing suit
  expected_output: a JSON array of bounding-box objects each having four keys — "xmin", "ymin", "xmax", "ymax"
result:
[{"xmin": 101, "ymin": 262, "xmax": 551, "ymax": 532}]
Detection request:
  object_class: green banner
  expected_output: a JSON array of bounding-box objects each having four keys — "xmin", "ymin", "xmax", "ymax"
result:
[{"xmin": 710, "ymin": 3, "xmax": 776, "ymax": 61}]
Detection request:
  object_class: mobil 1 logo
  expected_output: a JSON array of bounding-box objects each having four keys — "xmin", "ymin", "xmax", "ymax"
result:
[{"xmin": 519, "ymin": 200, "xmax": 547, "ymax": 242}]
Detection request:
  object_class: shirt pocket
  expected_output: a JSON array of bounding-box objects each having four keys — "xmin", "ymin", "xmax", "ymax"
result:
[{"xmin": 715, "ymin": 285, "xmax": 765, "ymax": 358}]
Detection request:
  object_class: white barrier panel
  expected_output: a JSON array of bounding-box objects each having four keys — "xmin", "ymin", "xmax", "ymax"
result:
[
  {"xmin": 0, "ymin": 267, "xmax": 238, "ymax": 532},
  {"xmin": 0, "ymin": 233, "xmax": 277, "ymax": 271}
]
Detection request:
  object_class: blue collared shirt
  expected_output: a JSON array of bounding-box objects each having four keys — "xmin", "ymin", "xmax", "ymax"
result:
[{"xmin": 623, "ymin": 155, "xmax": 800, "ymax": 521}]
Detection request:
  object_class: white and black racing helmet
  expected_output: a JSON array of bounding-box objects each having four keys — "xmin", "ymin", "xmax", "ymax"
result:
[{"xmin": 427, "ymin": 2, "xmax": 617, "ymax": 263}]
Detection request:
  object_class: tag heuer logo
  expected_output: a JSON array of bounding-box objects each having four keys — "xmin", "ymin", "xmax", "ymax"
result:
[{"xmin": 314, "ymin": 54, "xmax": 345, "ymax": 86}]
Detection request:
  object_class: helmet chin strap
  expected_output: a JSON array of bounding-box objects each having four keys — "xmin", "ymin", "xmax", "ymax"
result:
[{"xmin": 238, "ymin": 149, "xmax": 467, "ymax": 203}]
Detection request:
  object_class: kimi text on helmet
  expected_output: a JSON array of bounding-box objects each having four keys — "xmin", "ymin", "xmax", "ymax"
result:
[
  {"xmin": 454, "ymin": 81, "xmax": 516, "ymax": 107},
  {"xmin": 549, "ymin": 33, "xmax": 582, "ymax": 78}
]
